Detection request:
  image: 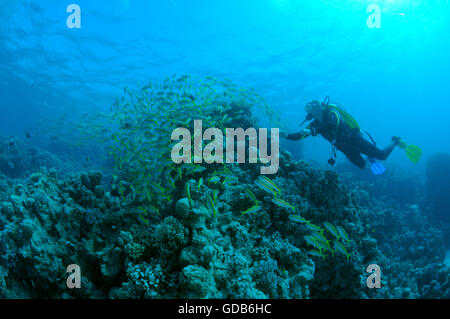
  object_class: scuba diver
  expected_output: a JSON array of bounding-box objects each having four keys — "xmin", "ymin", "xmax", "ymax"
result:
[{"xmin": 280, "ymin": 97, "xmax": 421, "ymax": 172}]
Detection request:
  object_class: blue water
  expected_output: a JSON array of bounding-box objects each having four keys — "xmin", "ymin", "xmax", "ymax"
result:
[
  {"xmin": 1, "ymin": 0, "xmax": 449, "ymax": 166},
  {"xmin": 0, "ymin": 0, "xmax": 449, "ymax": 299}
]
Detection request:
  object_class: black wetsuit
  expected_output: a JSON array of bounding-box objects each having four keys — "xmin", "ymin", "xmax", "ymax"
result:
[{"xmin": 287, "ymin": 109, "xmax": 396, "ymax": 169}]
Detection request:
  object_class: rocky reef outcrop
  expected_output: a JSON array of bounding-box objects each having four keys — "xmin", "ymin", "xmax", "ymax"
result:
[
  {"xmin": 0, "ymin": 136, "xmax": 63, "ymax": 179},
  {"xmin": 426, "ymin": 153, "xmax": 450, "ymax": 222},
  {"xmin": 0, "ymin": 145, "xmax": 448, "ymax": 298},
  {"xmin": 0, "ymin": 77, "xmax": 448, "ymax": 299}
]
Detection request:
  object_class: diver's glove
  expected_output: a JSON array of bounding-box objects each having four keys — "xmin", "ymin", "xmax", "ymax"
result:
[
  {"xmin": 391, "ymin": 136, "xmax": 402, "ymax": 146},
  {"xmin": 280, "ymin": 131, "xmax": 287, "ymax": 139},
  {"xmin": 308, "ymin": 126, "xmax": 318, "ymax": 136}
]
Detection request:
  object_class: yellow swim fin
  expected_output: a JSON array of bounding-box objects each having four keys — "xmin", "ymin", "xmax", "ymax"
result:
[
  {"xmin": 405, "ymin": 144, "xmax": 422, "ymax": 164},
  {"xmin": 398, "ymin": 139, "xmax": 422, "ymax": 164}
]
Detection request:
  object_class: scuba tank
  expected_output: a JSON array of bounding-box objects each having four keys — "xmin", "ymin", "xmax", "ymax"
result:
[
  {"xmin": 320, "ymin": 96, "xmax": 361, "ymax": 166},
  {"xmin": 321, "ymin": 96, "xmax": 360, "ymax": 131}
]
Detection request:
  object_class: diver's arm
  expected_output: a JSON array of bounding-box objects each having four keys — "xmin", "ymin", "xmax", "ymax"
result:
[{"xmin": 281, "ymin": 128, "xmax": 312, "ymax": 140}]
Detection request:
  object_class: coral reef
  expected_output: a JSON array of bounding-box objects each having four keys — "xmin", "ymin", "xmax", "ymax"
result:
[
  {"xmin": 0, "ymin": 146, "xmax": 448, "ymax": 298},
  {"xmin": 0, "ymin": 77, "xmax": 448, "ymax": 299},
  {"xmin": 0, "ymin": 136, "xmax": 62, "ymax": 178},
  {"xmin": 426, "ymin": 153, "xmax": 450, "ymax": 222}
]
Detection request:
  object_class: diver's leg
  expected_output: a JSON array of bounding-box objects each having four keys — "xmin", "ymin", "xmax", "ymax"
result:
[
  {"xmin": 357, "ymin": 136, "xmax": 395, "ymax": 161},
  {"xmin": 343, "ymin": 150, "xmax": 367, "ymax": 169}
]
